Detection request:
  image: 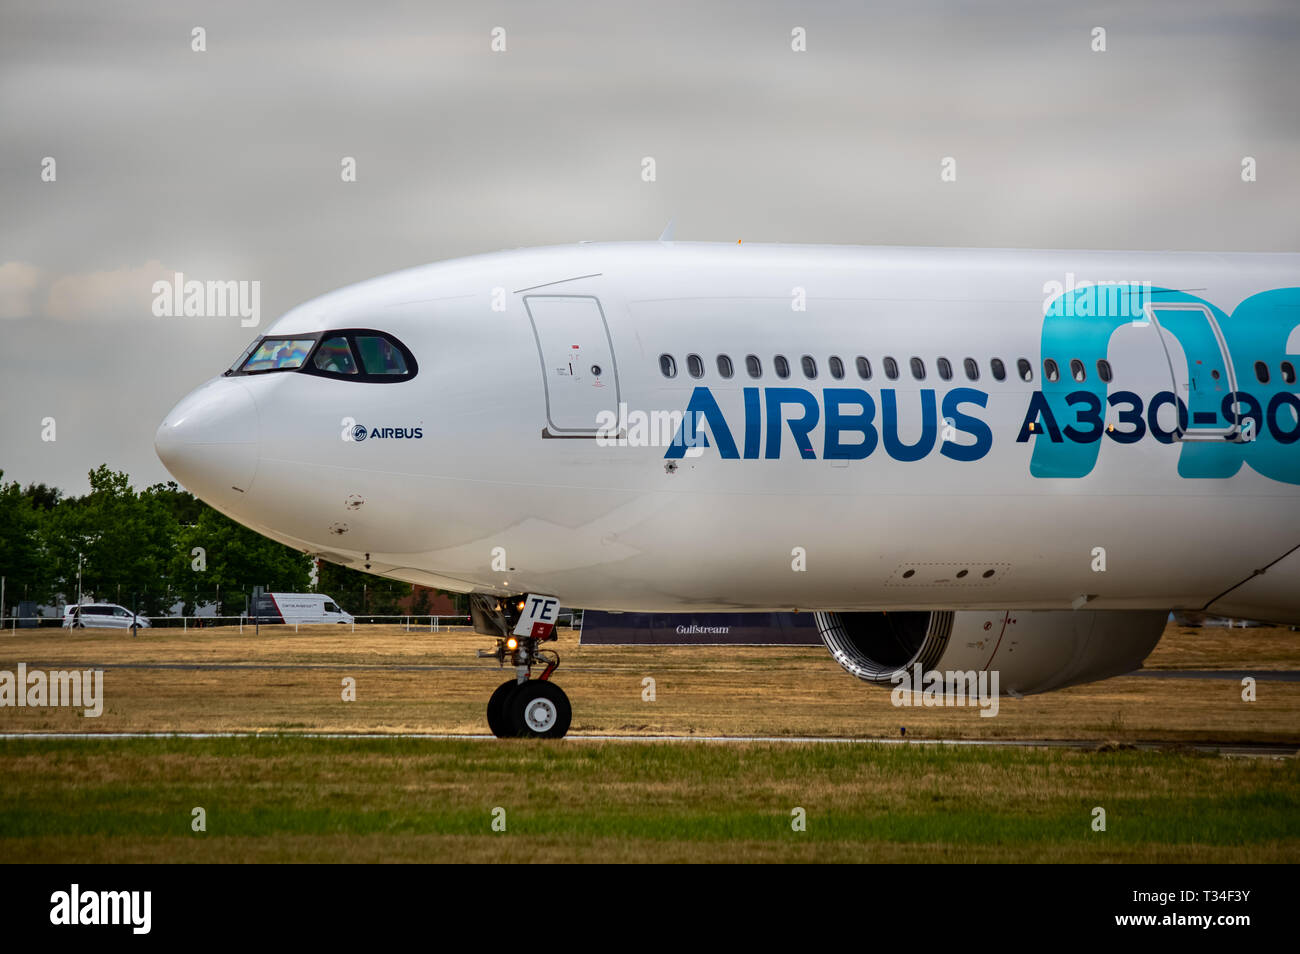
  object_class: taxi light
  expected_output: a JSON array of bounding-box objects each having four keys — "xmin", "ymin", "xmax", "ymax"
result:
[
  {"xmin": 506, "ymin": 637, "xmax": 518, "ymax": 651},
  {"xmin": 516, "ymin": 600, "xmax": 526, "ymax": 611}
]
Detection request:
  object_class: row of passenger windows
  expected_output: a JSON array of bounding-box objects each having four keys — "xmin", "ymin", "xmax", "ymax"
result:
[
  {"xmin": 659, "ymin": 353, "xmax": 1112, "ymax": 385},
  {"xmin": 659, "ymin": 353, "xmax": 1300, "ymax": 387}
]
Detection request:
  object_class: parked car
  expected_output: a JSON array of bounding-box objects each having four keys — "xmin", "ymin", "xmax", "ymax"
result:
[{"xmin": 63, "ymin": 603, "xmax": 152, "ymax": 630}]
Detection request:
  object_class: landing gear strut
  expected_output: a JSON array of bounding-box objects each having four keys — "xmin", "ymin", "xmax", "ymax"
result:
[{"xmin": 474, "ymin": 594, "xmax": 572, "ymax": 739}]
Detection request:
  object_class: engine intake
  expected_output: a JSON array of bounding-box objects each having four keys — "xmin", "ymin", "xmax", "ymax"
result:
[{"xmin": 816, "ymin": 611, "xmax": 952, "ymax": 683}]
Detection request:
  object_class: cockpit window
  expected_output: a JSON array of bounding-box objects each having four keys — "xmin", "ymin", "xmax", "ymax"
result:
[
  {"xmin": 227, "ymin": 337, "xmax": 262, "ymax": 374},
  {"xmin": 229, "ymin": 328, "xmax": 417, "ymax": 382},
  {"xmin": 242, "ymin": 338, "xmax": 316, "ymax": 372},
  {"xmin": 313, "ymin": 336, "xmax": 359, "ymax": 375},
  {"xmin": 355, "ymin": 335, "xmax": 409, "ymax": 375}
]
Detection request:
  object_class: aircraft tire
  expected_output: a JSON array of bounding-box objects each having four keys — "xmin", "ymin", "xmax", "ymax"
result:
[
  {"xmin": 507, "ymin": 680, "xmax": 572, "ymax": 739},
  {"xmin": 487, "ymin": 679, "xmax": 520, "ymax": 738}
]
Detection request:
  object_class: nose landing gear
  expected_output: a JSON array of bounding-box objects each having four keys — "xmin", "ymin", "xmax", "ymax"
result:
[{"xmin": 473, "ymin": 593, "xmax": 572, "ymax": 739}]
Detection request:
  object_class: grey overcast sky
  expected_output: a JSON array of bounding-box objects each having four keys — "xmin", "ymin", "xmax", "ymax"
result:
[{"xmin": 1, "ymin": 0, "xmax": 1297, "ymax": 495}]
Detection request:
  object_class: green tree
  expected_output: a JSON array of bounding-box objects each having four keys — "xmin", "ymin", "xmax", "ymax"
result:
[
  {"xmin": 41, "ymin": 466, "xmax": 178, "ymax": 615},
  {"xmin": 0, "ymin": 471, "xmax": 46, "ymax": 613},
  {"xmin": 173, "ymin": 506, "xmax": 312, "ymax": 616},
  {"xmin": 316, "ymin": 561, "xmax": 411, "ymax": 618},
  {"xmin": 12, "ymin": 465, "xmax": 379, "ymax": 621},
  {"xmin": 21, "ymin": 482, "xmax": 62, "ymax": 512},
  {"xmin": 143, "ymin": 481, "xmax": 204, "ymax": 528}
]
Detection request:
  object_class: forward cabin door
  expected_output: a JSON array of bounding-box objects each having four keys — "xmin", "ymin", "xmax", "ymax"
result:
[
  {"xmin": 524, "ymin": 295, "xmax": 621, "ymax": 436},
  {"xmin": 1144, "ymin": 301, "xmax": 1241, "ymax": 440}
]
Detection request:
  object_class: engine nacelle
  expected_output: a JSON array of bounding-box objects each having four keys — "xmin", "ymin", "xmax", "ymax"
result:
[{"xmin": 815, "ymin": 609, "xmax": 1166, "ymax": 695}]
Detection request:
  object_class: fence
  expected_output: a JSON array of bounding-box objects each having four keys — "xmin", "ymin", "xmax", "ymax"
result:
[
  {"xmin": 1, "ymin": 611, "xmax": 584, "ymax": 634},
  {"xmin": 3, "ymin": 613, "xmax": 472, "ymax": 633}
]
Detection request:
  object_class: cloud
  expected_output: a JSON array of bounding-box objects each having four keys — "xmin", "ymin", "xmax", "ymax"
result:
[
  {"xmin": 0, "ymin": 262, "xmax": 42, "ymax": 319},
  {"xmin": 42, "ymin": 259, "xmax": 173, "ymax": 321}
]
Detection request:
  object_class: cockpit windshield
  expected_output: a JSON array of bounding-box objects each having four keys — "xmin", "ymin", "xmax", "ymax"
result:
[
  {"xmin": 242, "ymin": 338, "xmax": 316, "ymax": 372},
  {"xmin": 226, "ymin": 329, "xmax": 417, "ymax": 382}
]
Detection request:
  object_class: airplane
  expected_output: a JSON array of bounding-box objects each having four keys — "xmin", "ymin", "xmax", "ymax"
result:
[{"xmin": 155, "ymin": 242, "xmax": 1300, "ymax": 738}]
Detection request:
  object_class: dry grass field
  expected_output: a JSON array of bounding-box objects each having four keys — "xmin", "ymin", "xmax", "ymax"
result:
[
  {"xmin": 1, "ymin": 620, "xmax": 1296, "ymax": 862},
  {"xmin": 0, "ymin": 621, "xmax": 1296, "ymax": 743}
]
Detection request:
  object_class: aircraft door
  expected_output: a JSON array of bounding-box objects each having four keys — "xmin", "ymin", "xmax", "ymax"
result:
[
  {"xmin": 1144, "ymin": 301, "xmax": 1241, "ymax": 440},
  {"xmin": 524, "ymin": 295, "xmax": 621, "ymax": 435}
]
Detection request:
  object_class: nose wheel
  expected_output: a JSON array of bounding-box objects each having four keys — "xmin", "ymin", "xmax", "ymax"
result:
[
  {"xmin": 487, "ymin": 677, "xmax": 572, "ymax": 739},
  {"xmin": 486, "ymin": 679, "xmax": 518, "ymax": 737}
]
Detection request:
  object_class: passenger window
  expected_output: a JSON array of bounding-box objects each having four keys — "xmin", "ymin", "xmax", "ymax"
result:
[
  {"xmin": 990, "ymin": 358, "xmax": 1006, "ymax": 381},
  {"xmin": 687, "ymin": 354, "xmax": 704, "ymax": 378},
  {"xmin": 883, "ymin": 356, "xmax": 899, "ymax": 380},
  {"xmin": 1097, "ymin": 359, "xmax": 1113, "ymax": 383},
  {"xmin": 745, "ymin": 354, "xmax": 762, "ymax": 378},
  {"xmin": 313, "ymin": 336, "xmax": 359, "ymax": 375},
  {"xmin": 855, "ymin": 356, "xmax": 872, "ymax": 380},
  {"xmin": 1044, "ymin": 358, "xmax": 1060, "ymax": 383},
  {"xmin": 963, "ymin": 357, "xmax": 979, "ymax": 381},
  {"xmin": 659, "ymin": 354, "xmax": 677, "ymax": 378},
  {"xmin": 1255, "ymin": 361, "xmax": 1270, "ymax": 384},
  {"xmin": 1070, "ymin": 359, "xmax": 1086, "ymax": 382},
  {"xmin": 910, "ymin": 357, "xmax": 925, "ymax": 380},
  {"xmin": 801, "ymin": 355, "xmax": 817, "ymax": 379},
  {"xmin": 828, "ymin": 356, "xmax": 845, "ymax": 379},
  {"xmin": 1017, "ymin": 358, "xmax": 1033, "ymax": 382},
  {"xmin": 717, "ymin": 354, "xmax": 734, "ymax": 379},
  {"xmin": 937, "ymin": 357, "xmax": 953, "ymax": 381},
  {"xmin": 774, "ymin": 355, "xmax": 790, "ymax": 379},
  {"xmin": 1283, "ymin": 361, "xmax": 1297, "ymax": 385},
  {"xmin": 354, "ymin": 335, "xmax": 409, "ymax": 375}
]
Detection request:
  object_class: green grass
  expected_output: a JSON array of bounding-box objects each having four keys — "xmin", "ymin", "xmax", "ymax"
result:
[{"xmin": 1, "ymin": 738, "xmax": 1296, "ymax": 862}]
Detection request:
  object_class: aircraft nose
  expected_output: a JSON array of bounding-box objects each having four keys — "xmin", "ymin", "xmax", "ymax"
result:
[{"xmin": 155, "ymin": 379, "xmax": 260, "ymax": 502}]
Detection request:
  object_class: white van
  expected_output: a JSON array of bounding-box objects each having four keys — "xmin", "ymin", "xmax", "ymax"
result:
[
  {"xmin": 253, "ymin": 593, "xmax": 354, "ymax": 625},
  {"xmin": 63, "ymin": 603, "xmax": 152, "ymax": 630}
]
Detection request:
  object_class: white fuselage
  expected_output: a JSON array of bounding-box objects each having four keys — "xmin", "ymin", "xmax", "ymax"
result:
[{"xmin": 155, "ymin": 243, "xmax": 1300, "ymax": 623}]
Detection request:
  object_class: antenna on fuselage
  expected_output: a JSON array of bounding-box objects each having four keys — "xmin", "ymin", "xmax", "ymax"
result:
[{"xmin": 658, "ymin": 218, "xmax": 676, "ymax": 242}]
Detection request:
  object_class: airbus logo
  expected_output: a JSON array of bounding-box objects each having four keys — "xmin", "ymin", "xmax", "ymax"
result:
[
  {"xmin": 661, "ymin": 383, "xmax": 1299, "ymax": 484},
  {"xmin": 340, "ymin": 417, "xmax": 424, "ymax": 442},
  {"xmin": 663, "ymin": 386, "xmax": 993, "ymax": 463}
]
